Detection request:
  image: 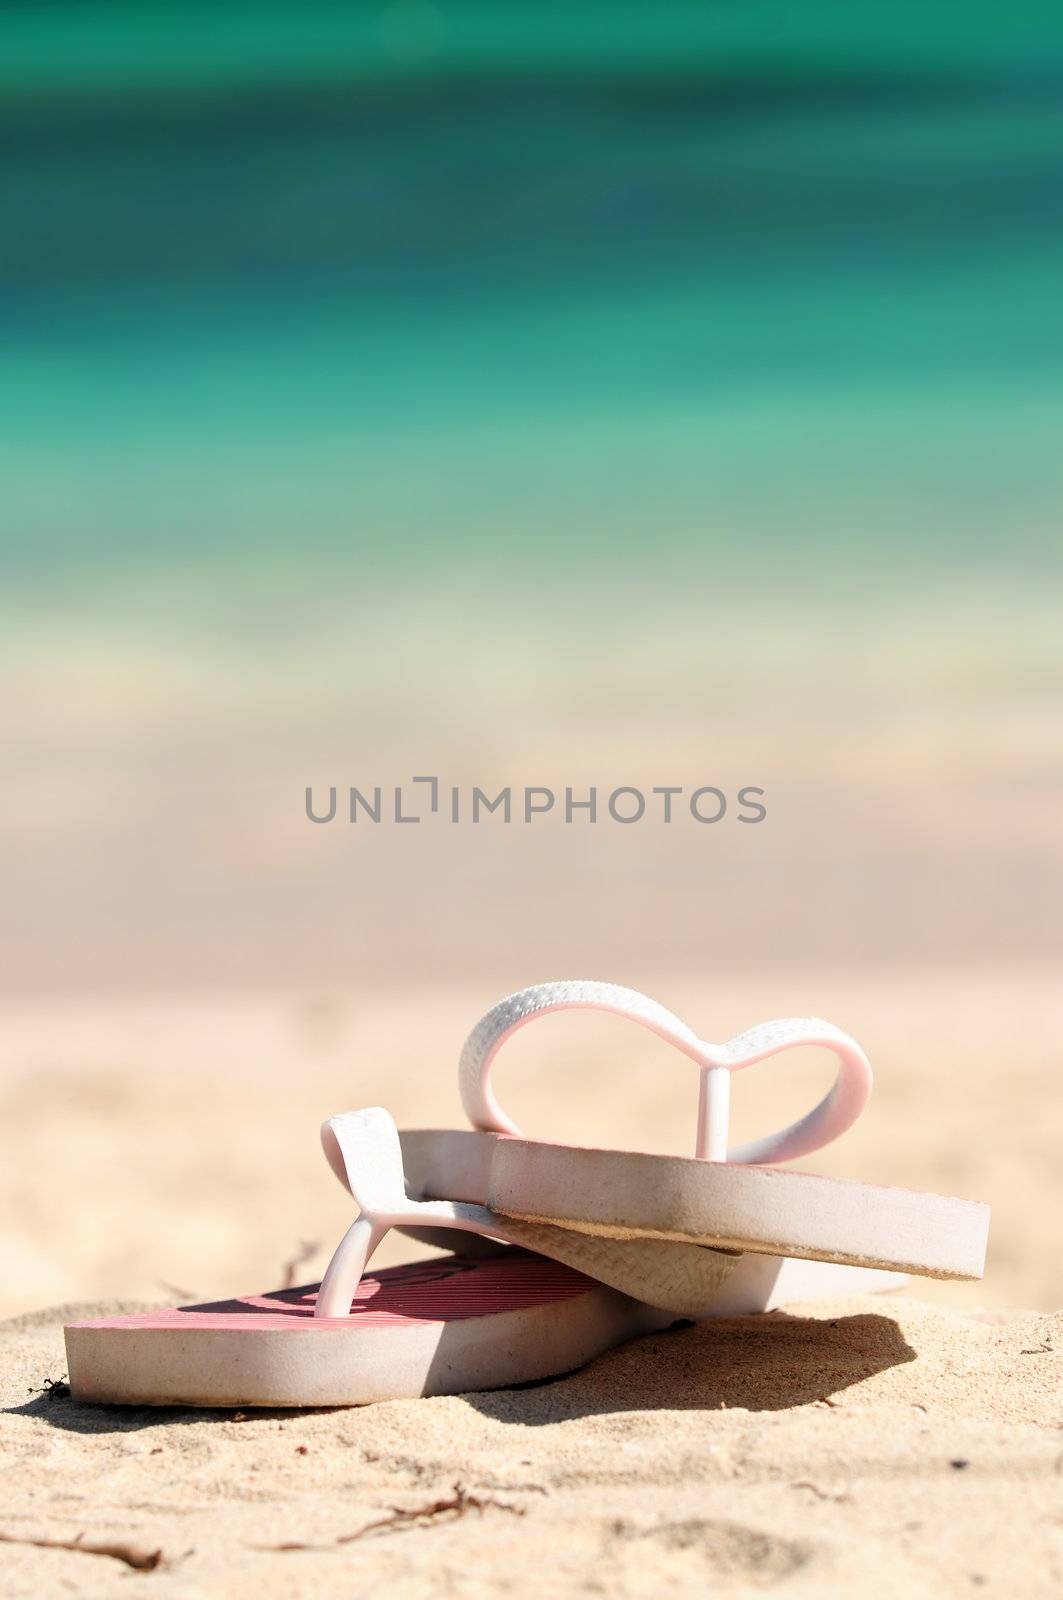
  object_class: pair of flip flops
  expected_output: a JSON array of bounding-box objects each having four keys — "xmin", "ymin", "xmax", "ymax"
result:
[{"xmin": 65, "ymin": 981, "xmax": 990, "ymax": 1408}]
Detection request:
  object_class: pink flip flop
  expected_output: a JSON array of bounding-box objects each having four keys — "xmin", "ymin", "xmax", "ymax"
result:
[{"xmin": 65, "ymin": 981, "xmax": 989, "ymax": 1409}]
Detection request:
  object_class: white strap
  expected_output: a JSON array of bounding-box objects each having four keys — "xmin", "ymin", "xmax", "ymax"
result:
[
  {"xmin": 314, "ymin": 1107, "xmax": 737, "ymax": 1319},
  {"xmin": 458, "ymin": 981, "xmax": 873, "ymax": 1164}
]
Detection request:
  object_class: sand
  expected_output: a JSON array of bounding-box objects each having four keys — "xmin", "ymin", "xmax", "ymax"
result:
[
  {"xmin": 1, "ymin": 1294, "xmax": 1060, "ymax": 1598},
  {"xmin": 2, "ymin": 972, "xmax": 1060, "ymax": 1595}
]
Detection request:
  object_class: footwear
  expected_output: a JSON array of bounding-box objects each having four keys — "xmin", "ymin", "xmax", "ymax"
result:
[
  {"xmin": 65, "ymin": 981, "xmax": 989, "ymax": 1408},
  {"xmin": 398, "ymin": 982, "xmax": 988, "ymax": 1280}
]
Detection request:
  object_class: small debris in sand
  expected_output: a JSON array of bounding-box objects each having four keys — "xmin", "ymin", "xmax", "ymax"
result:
[
  {"xmin": 258, "ymin": 1482, "xmax": 525, "ymax": 1551},
  {"xmin": 157, "ymin": 1282, "xmax": 196, "ymax": 1303},
  {"xmin": 340, "ymin": 1484, "xmax": 525, "ymax": 1541},
  {"xmin": 0, "ymin": 1530, "xmax": 164, "ymax": 1571},
  {"xmin": 281, "ymin": 1241, "xmax": 320, "ymax": 1289},
  {"xmin": 29, "ymin": 1375, "xmax": 70, "ymax": 1403},
  {"xmin": 792, "ymin": 1481, "xmax": 851, "ymax": 1504}
]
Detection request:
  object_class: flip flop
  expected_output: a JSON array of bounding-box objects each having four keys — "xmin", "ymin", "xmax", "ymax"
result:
[
  {"xmin": 65, "ymin": 981, "xmax": 989, "ymax": 1409},
  {"xmin": 399, "ymin": 982, "xmax": 990, "ymax": 1280}
]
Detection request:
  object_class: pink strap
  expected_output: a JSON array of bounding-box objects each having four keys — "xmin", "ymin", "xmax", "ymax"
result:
[{"xmin": 457, "ymin": 981, "xmax": 872, "ymax": 1165}]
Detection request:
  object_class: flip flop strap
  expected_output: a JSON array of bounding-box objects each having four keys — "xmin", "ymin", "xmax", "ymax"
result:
[
  {"xmin": 458, "ymin": 980, "xmax": 872, "ymax": 1164},
  {"xmin": 314, "ymin": 1106, "xmax": 738, "ymax": 1319}
]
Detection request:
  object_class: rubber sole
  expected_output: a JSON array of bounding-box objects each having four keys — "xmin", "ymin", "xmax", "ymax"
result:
[
  {"xmin": 398, "ymin": 1129, "xmax": 989, "ymax": 1280},
  {"xmin": 64, "ymin": 1251, "xmax": 667, "ymax": 1408}
]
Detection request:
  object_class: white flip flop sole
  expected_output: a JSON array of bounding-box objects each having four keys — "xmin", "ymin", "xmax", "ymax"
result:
[{"xmin": 398, "ymin": 1128, "xmax": 989, "ymax": 1280}]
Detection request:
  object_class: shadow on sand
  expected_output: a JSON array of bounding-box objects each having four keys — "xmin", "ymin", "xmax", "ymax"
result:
[{"xmin": 458, "ymin": 1309, "xmax": 916, "ymax": 1426}]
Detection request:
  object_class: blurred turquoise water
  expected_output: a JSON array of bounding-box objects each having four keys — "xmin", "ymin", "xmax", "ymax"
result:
[
  {"xmin": 2, "ymin": 8, "xmax": 1063, "ymax": 994},
  {"xmin": 2, "ymin": 3, "xmax": 1062, "ymax": 588}
]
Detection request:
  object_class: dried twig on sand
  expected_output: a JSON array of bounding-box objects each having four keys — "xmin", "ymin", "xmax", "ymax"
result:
[
  {"xmin": 281, "ymin": 1240, "xmax": 320, "ymax": 1289},
  {"xmin": 261, "ymin": 1482, "xmax": 525, "ymax": 1551},
  {"xmin": 0, "ymin": 1530, "xmax": 164, "ymax": 1571},
  {"xmin": 157, "ymin": 1281, "xmax": 197, "ymax": 1302},
  {"xmin": 791, "ymin": 1480, "xmax": 852, "ymax": 1503}
]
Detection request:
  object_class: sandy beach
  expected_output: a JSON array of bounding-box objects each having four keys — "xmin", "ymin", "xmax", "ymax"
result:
[
  {"xmin": 4, "ymin": 10, "xmax": 1062, "ymax": 1591},
  {"xmin": 1, "ymin": 967, "xmax": 1060, "ymax": 1596},
  {"xmin": 3, "ymin": 1292, "xmax": 1060, "ymax": 1598},
  {"xmin": 3, "ymin": 596, "xmax": 1059, "ymax": 1596}
]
